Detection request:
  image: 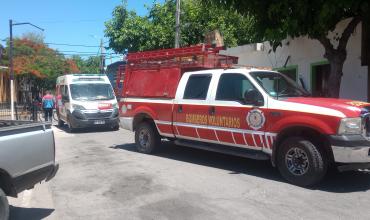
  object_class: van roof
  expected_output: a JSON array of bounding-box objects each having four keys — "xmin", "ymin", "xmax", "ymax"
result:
[{"xmin": 56, "ymin": 74, "xmax": 110, "ymax": 84}]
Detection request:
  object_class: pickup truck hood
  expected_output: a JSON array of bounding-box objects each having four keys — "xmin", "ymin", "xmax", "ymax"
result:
[{"xmin": 284, "ymin": 97, "xmax": 370, "ymax": 117}]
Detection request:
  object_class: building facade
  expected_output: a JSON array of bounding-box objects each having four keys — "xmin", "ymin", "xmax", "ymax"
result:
[{"xmin": 222, "ymin": 19, "xmax": 368, "ymax": 101}]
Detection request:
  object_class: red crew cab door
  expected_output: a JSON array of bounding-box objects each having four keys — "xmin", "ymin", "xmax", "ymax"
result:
[
  {"xmin": 173, "ymin": 73, "xmax": 214, "ymax": 140},
  {"xmin": 207, "ymin": 72, "xmax": 271, "ymax": 153}
]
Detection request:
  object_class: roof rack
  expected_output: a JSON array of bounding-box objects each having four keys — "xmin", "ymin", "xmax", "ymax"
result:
[
  {"xmin": 231, "ymin": 64, "xmax": 272, "ymax": 70},
  {"xmin": 126, "ymin": 44, "xmax": 238, "ymax": 70}
]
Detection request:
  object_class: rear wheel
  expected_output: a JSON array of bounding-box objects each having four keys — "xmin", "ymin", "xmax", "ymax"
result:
[
  {"xmin": 0, "ymin": 188, "xmax": 9, "ymax": 220},
  {"xmin": 277, "ymin": 137, "xmax": 327, "ymax": 187},
  {"xmin": 135, "ymin": 122, "xmax": 160, "ymax": 154}
]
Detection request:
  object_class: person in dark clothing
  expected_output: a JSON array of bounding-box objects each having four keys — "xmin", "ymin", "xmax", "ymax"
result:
[{"xmin": 42, "ymin": 91, "xmax": 55, "ymax": 121}]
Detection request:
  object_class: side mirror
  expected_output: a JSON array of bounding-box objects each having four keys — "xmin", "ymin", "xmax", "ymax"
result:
[{"xmin": 244, "ymin": 89, "xmax": 264, "ymax": 106}]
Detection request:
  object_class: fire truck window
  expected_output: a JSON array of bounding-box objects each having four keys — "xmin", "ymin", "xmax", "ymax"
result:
[
  {"xmin": 183, "ymin": 75, "xmax": 212, "ymax": 100},
  {"xmin": 216, "ymin": 74, "xmax": 254, "ymax": 102}
]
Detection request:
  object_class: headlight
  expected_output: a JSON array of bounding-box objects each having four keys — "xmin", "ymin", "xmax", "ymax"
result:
[
  {"xmin": 338, "ymin": 117, "xmax": 362, "ymax": 135},
  {"xmin": 112, "ymin": 103, "xmax": 118, "ymax": 109},
  {"xmin": 72, "ymin": 104, "xmax": 85, "ymax": 111}
]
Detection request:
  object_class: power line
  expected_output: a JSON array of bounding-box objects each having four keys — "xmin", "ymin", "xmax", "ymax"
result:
[
  {"xmin": 45, "ymin": 42, "xmax": 101, "ymax": 48},
  {"xmin": 27, "ymin": 19, "xmax": 111, "ymax": 24},
  {"xmin": 56, "ymin": 50, "xmax": 120, "ymax": 54}
]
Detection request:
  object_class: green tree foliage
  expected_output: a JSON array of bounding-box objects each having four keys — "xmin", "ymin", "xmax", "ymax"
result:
[
  {"xmin": 71, "ymin": 55, "xmax": 101, "ymax": 74},
  {"xmin": 205, "ymin": 0, "xmax": 369, "ymax": 97},
  {"xmin": 104, "ymin": 0, "xmax": 257, "ymax": 53}
]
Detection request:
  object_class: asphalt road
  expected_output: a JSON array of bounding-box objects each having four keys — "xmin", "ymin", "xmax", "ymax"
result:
[{"xmin": 8, "ymin": 126, "xmax": 370, "ymax": 220}]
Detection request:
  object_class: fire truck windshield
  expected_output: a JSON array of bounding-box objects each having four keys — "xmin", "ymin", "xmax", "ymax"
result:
[
  {"xmin": 250, "ymin": 71, "xmax": 310, "ymax": 98},
  {"xmin": 70, "ymin": 83, "xmax": 115, "ymax": 101}
]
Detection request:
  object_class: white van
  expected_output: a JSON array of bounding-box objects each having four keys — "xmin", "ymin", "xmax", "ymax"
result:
[{"xmin": 56, "ymin": 74, "xmax": 119, "ymax": 132}]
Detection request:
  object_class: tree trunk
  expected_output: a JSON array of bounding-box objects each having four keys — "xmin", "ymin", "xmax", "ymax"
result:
[
  {"xmin": 318, "ymin": 17, "xmax": 361, "ymax": 98},
  {"xmin": 326, "ymin": 54, "xmax": 345, "ymax": 98}
]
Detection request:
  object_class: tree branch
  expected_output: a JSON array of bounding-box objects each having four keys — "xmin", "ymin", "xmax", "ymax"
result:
[
  {"xmin": 318, "ymin": 36, "xmax": 334, "ymax": 55},
  {"xmin": 338, "ymin": 16, "xmax": 361, "ymax": 51}
]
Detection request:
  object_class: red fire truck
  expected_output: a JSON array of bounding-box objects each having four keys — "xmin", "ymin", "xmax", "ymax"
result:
[{"xmin": 118, "ymin": 45, "xmax": 370, "ymax": 186}]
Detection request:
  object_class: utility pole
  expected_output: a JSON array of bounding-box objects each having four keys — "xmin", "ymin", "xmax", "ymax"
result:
[
  {"xmin": 8, "ymin": 19, "xmax": 44, "ymax": 120},
  {"xmin": 100, "ymin": 39, "xmax": 105, "ymax": 74},
  {"xmin": 175, "ymin": 0, "xmax": 181, "ymax": 48},
  {"xmin": 9, "ymin": 20, "xmax": 14, "ymax": 120}
]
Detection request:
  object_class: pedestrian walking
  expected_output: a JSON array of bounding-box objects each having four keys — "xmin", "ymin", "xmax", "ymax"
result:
[{"xmin": 42, "ymin": 91, "xmax": 54, "ymax": 122}]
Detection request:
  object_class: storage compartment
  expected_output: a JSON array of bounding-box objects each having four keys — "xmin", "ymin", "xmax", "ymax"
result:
[
  {"xmin": 121, "ymin": 45, "xmax": 238, "ymax": 99},
  {"xmin": 124, "ymin": 67, "xmax": 181, "ymax": 98}
]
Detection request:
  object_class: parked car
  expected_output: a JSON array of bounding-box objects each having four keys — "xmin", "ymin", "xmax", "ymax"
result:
[
  {"xmin": 56, "ymin": 74, "xmax": 120, "ymax": 132},
  {"xmin": 0, "ymin": 120, "xmax": 59, "ymax": 219}
]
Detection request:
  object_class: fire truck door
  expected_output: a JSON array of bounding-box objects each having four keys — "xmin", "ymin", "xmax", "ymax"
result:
[
  {"xmin": 173, "ymin": 74, "xmax": 213, "ymax": 140},
  {"xmin": 209, "ymin": 73, "xmax": 271, "ymax": 152}
]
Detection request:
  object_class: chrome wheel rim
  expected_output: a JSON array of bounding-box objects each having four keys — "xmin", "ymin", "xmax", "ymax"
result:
[
  {"xmin": 285, "ymin": 147, "xmax": 309, "ymax": 176},
  {"xmin": 139, "ymin": 129, "xmax": 150, "ymax": 149}
]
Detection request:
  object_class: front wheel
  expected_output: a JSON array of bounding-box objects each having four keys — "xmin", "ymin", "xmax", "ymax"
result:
[
  {"xmin": 135, "ymin": 122, "xmax": 160, "ymax": 154},
  {"xmin": 0, "ymin": 188, "xmax": 9, "ymax": 220},
  {"xmin": 277, "ymin": 137, "xmax": 327, "ymax": 187}
]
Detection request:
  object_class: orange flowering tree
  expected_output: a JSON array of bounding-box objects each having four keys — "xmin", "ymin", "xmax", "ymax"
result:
[{"xmin": 1, "ymin": 35, "xmax": 80, "ymax": 90}]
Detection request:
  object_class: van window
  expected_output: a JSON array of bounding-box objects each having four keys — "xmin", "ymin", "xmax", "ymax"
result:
[
  {"xmin": 61, "ymin": 85, "xmax": 70, "ymax": 101},
  {"xmin": 70, "ymin": 83, "xmax": 115, "ymax": 101},
  {"xmin": 183, "ymin": 75, "xmax": 212, "ymax": 100},
  {"xmin": 216, "ymin": 74, "xmax": 254, "ymax": 102}
]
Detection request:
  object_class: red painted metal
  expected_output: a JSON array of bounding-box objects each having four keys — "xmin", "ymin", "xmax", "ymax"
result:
[{"xmin": 121, "ymin": 44, "xmax": 238, "ymax": 98}]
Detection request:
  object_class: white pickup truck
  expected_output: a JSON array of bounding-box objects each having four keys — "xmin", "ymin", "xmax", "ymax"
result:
[{"xmin": 0, "ymin": 120, "xmax": 59, "ymax": 219}]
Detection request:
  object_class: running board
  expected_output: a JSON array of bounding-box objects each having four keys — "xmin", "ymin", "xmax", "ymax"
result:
[{"xmin": 174, "ymin": 139, "xmax": 269, "ymax": 160}]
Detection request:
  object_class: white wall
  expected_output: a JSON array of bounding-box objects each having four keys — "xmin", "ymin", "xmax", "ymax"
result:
[{"xmin": 221, "ymin": 19, "xmax": 368, "ymax": 101}]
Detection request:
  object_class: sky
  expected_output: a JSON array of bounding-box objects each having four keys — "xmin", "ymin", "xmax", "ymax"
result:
[{"xmin": 0, "ymin": 0, "xmax": 162, "ymax": 64}]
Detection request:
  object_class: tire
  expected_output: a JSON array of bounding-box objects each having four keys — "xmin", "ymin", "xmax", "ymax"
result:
[
  {"xmin": 111, "ymin": 123, "xmax": 120, "ymax": 131},
  {"xmin": 277, "ymin": 137, "xmax": 327, "ymax": 187},
  {"xmin": 0, "ymin": 188, "xmax": 9, "ymax": 220},
  {"xmin": 135, "ymin": 122, "xmax": 161, "ymax": 154}
]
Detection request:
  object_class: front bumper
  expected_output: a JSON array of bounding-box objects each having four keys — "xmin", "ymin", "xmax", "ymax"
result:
[
  {"xmin": 69, "ymin": 109, "xmax": 119, "ymax": 128},
  {"xmin": 330, "ymin": 135, "xmax": 370, "ymax": 171},
  {"xmin": 120, "ymin": 116, "xmax": 133, "ymax": 131}
]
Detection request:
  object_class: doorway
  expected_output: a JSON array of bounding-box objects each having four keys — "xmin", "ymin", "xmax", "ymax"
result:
[{"xmin": 311, "ymin": 61, "xmax": 330, "ymax": 97}]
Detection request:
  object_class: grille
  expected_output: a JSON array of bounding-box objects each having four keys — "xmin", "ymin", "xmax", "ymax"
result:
[
  {"xmin": 362, "ymin": 106, "xmax": 370, "ymax": 137},
  {"xmin": 364, "ymin": 116, "xmax": 370, "ymax": 137},
  {"xmin": 84, "ymin": 111, "xmax": 113, "ymax": 119}
]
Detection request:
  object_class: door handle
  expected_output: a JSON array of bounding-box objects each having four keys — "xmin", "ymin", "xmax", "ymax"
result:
[
  {"xmin": 209, "ymin": 106, "xmax": 215, "ymax": 115},
  {"xmin": 178, "ymin": 105, "xmax": 183, "ymax": 113}
]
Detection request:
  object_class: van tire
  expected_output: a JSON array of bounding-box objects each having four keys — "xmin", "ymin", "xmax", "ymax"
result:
[
  {"xmin": 0, "ymin": 188, "xmax": 9, "ymax": 220},
  {"xmin": 111, "ymin": 123, "xmax": 119, "ymax": 131},
  {"xmin": 135, "ymin": 122, "xmax": 160, "ymax": 154},
  {"xmin": 277, "ymin": 137, "xmax": 327, "ymax": 187}
]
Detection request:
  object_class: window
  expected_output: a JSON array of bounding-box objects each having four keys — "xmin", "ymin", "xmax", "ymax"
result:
[
  {"xmin": 70, "ymin": 84, "xmax": 115, "ymax": 101},
  {"xmin": 279, "ymin": 69, "xmax": 297, "ymax": 81},
  {"xmin": 61, "ymin": 85, "xmax": 70, "ymax": 101},
  {"xmin": 183, "ymin": 75, "xmax": 212, "ymax": 100},
  {"xmin": 216, "ymin": 74, "xmax": 255, "ymax": 102},
  {"xmin": 250, "ymin": 71, "xmax": 310, "ymax": 98}
]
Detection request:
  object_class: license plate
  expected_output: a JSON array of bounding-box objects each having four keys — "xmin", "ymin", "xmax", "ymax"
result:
[{"xmin": 94, "ymin": 120, "xmax": 105, "ymax": 125}]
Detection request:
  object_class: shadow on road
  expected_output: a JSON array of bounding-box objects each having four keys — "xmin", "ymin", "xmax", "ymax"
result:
[
  {"xmin": 57, "ymin": 124, "xmax": 118, "ymax": 134},
  {"xmin": 111, "ymin": 141, "xmax": 370, "ymax": 193},
  {"xmin": 10, "ymin": 206, "xmax": 54, "ymax": 220}
]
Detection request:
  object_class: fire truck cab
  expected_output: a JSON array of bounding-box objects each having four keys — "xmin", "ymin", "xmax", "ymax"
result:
[{"xmin": 118, "ymin": 45, "xmax": 370, "ymax": 186}]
